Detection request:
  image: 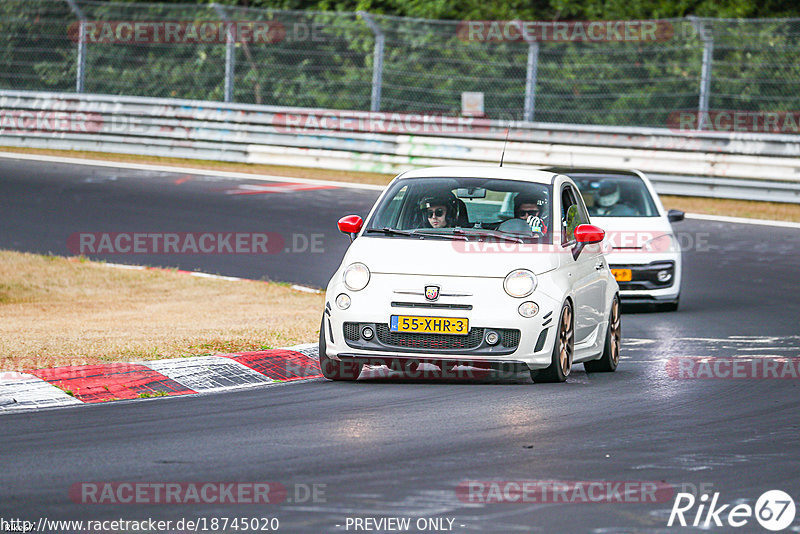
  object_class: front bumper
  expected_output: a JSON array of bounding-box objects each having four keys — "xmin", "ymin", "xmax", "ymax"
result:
[
  {"xmin": 324, "ymin": 273, "xmax": 563, "ymax": 370},
  {"xmin": 607, "ymin": 252, "xmax": 681, "ymax": 302}
]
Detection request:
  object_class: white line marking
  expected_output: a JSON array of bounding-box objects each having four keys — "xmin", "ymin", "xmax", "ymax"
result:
[{"xmin": 686, "ymin": 212, "xmax": 800, "ymax": 229}]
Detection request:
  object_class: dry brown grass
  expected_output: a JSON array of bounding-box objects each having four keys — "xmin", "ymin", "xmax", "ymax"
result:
[
  {"xmin": 0, "ymin": 250, "xmax": 324, "ymax": 372},
  {"xmin": 2, "ymin": 146, "xmax": 797, "ymax": 222},
  {"xmin": 0, "ymin": 146, "xmax": 394, "ymax": 186},
  {"xmin": 661, "ymin": 195, "xmax": 800, "ymax": 223}
]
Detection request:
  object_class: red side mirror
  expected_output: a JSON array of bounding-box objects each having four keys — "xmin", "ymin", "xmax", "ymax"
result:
[
  {"xmin": 338, "ymin": 215, "xmax": 363, "ymax": 236},
  {"xmin": 574, "ymin": 224, "xmax": 605, "ymax": 244}
]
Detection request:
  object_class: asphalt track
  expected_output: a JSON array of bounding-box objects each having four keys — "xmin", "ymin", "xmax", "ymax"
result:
[{"xmin": 1, "ymin": 157, "xmax": 800, "ymax": 533}]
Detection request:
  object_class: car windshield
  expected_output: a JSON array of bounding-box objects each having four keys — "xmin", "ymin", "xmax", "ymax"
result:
[
  {"xmin": 365, "ymin": 177, "xmax": 553, "ymax": 244},
  {"xmin": 571, "ymin": 174, "xmax": 659, "ymax": 218}
]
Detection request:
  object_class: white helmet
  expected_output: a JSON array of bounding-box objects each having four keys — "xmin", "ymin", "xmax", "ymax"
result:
[{"xmin": 597, "ymin": 182, "xmax": 620, "ymax": 207}]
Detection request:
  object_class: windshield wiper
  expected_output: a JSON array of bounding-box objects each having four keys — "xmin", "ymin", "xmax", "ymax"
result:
[
  {"xmin": 366, "ymin": 227, "xmax": 466, "ymax": 240},
  {"xmin": 412, "ymin": 230, "xmax": 468, "ymax": 241},
  {"xmin": 365, "ymin": 227, "xmax": 418, "ymax": 237}
]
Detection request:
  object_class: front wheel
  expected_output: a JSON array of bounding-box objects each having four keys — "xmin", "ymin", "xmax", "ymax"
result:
[
  {"xmin": 318, "ymin": 316, "xmax": 362, "ymax": 381},
  {"xmin": 585, "ymin": 295, "xmax": 621, "ymax": 373},
  {"xmin": 531, "ymin": 301, "xmax": 573, "ymax": 383}
]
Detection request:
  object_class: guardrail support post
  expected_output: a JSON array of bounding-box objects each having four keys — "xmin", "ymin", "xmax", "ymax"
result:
[
  {"xmin": 359, "ymin": 11, "xmax": 384, "ymax": 112},
  {"xmin": 213, "ymin": 3, "xmax": 236, "ymax": 103},
  {"xmin": 690, "ymin": 16, "xmax": 714, "ymax": 130},
  {"xmin": 64, "ymin": 0, "xmax": 86, "ymax": 93}
]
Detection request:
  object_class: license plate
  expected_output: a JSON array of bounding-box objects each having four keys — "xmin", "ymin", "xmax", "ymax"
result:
[
  {"xmin": 611, "ymin": 268, "xmax": 632, "ymax": 282},
  {"xmin": 390, "ymin": 315, "xmax": 469, "ymax": 335}
]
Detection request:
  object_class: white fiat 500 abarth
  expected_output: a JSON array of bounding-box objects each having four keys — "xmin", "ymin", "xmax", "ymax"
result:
[{"xmin": 320, "ymin": 167, "xmax": 620, "ymax": 383}]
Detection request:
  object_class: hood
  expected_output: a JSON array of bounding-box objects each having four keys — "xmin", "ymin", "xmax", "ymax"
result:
[
  {"xmin": 344, "ymin": 236, "xmax": 561, "ymax": 277},
  {"xmin": 591, "ymin": 216, "xmax": 673, "ymax": 250}
]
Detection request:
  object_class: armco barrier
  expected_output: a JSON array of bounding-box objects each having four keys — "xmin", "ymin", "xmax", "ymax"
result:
[{"xmin": 1, "ymin": 90, "xmax": 799, "ymax": 203}]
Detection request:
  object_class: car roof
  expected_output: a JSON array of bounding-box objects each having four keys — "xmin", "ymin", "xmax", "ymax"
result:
[
  {"xmin": 540, "ymin": 166, "xmax": 645, "ymax": 179},
  {"xmin": 397, "ymin": 166, "xmax": 560, "ymax": 185}
]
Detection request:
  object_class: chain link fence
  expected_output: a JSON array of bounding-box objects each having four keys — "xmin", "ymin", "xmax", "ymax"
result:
[{"xmin": 2, "ymin": 0, "xmax": 800, "ymax": 128}]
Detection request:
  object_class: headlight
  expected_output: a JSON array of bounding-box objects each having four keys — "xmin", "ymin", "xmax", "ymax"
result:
[
  {"xmin": 643, "ymin": 233, "xmax": 677, "ymax": 253},
  {"xmin": 335, "ymin": 293, "xmax": 351, "ymax": 309},
  {"xmin": 504, "ymin": 269, "xmax": 536, "ymax": 298},
  {"xmin": 518, "ymin": 301, "xmax": 539, "ymax": 318},
  {"xmin": 343, "ymin": 262, "xmax": 370, "ymax": 291}
]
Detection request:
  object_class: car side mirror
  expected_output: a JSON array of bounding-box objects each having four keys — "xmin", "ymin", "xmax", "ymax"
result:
[
  {"xmin": 338, "ymin": 215, "xmax": 363, "ymax": 241},
  {"xmin": 572, "ymin": 224, "xmax": 605, "ymax": 260},
  {"xmin": 667, "ymin": 209, "xmax": 685, "ymax": 223}
]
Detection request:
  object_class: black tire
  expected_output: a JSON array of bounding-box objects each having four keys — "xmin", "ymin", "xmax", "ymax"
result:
[
  {"xmin": 532, "ymin": 301, "xmax": 574, "ymax": 383},
  {"xmin": 585, "ymin": 295, "xmax": 621, "ymax": 373},
  {"xmin": 318, "ymin": 316, "xmax": 362, "ymax": 381}
]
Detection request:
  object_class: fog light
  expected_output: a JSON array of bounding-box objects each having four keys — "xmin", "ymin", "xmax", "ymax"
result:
[
  {"xmin": 335, "ymin": 293, "xmax": 351, "ymax": 310},
  {"xmin": 657, "ymin": 270, "xmax": 672, "ymax": 283},
  {"xmin": 361, "ymin": 326, "xmax": 374, "ymax": 340},
  {"xmin": 518, "ymin": 301, "xmax": 539, "ymax": 318},
  {"xmin": 485, "ymin": 330, "xmax": 500, "ymax": 345}
]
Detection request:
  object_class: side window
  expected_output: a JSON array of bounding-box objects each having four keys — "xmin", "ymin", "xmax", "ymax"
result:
[
  {"xmin": 570, "ymin": 185, "xmax": 591, "ymax": 228},
  {"xmin": 561, "ymin": 187, "xmax": 577, "ymax": 245},
  {"xmin": 561, "ymin": 186, "xmax": 589, "ymax": 244}
]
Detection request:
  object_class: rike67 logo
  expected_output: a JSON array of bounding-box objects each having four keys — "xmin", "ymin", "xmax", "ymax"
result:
[{"xmin": 668, "ymin": 490, "xmax": 796, "ymax": 531}]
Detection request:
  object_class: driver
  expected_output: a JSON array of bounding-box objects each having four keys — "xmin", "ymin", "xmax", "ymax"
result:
[
  {"xmin": 419, "ymin": 192, "xmax": 458, "ymax": 228},
  {"xmin": 594, "ymin": 182, "xmax": 636, "ymax": 216},
  {"xmin": 514, "ymin": 191, "xmax": 548, "ymax": 234}
]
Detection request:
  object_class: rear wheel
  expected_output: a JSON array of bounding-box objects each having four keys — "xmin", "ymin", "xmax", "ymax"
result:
[
  {"xmin": 585, "ymin": 295, "xmax": 621, "ymax": 373},
  {"xmin": 532, "ymin": 301, "xmax": 573, "ymax": 383},
  {"xmin": 318, "ymin": 315, "xmax": 362, "ymax": 381}
]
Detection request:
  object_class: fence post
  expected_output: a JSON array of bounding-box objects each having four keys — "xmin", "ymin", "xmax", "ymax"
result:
[
  {"xmin": 359, "ymin": 11, "xmax": 384, "ymax": 112},
  {"xmin": 689, "ymin": 16, "xmax": 714, "ymax": 130},
  {"xmin": 513, "ymin": 21, "xmax": 540, "ymax": 122},
  {"xmin": 64, "ymin": 0, "xmax": 86, "ymax": 93},
  {"xmin": 523, "ymin": 42, "xmax": 540, "ymax": 122},
  {"xmin": 213, "ymin": 3, "xmax": 236, "ymax": 103}
]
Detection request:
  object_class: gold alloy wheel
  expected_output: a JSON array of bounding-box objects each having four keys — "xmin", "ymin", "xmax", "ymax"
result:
[
  {"xmin": 609, "ymin": 298, "xmax": 621, "ymax": 366},
  {"xmin": 559, "ymin": 304, "xmax": 574, "ymax": 376}
]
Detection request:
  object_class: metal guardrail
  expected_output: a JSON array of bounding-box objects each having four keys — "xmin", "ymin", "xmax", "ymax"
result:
[{"xmin": 1, "ymin": 90, "xmax": 799, "ymax": 203}]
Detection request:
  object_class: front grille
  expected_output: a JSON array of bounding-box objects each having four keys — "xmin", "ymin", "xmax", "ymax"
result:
[
  {"xmin": 502, "ymin": 329, "xmax": 521, "ymax": 348},
  {"xmin": 344, "ymin": 322, "xmax": 361, "ymax": 341},
  {"xmin": 376, "ymin": 323, "xmax": 484, "ymax": 349},
  {"xmin": 343, "ymin": 322, "xmax": 521, "ymax": 353}
]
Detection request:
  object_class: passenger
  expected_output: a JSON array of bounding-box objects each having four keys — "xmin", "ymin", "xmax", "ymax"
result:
[{"xmin": 514, "ymin": 191, "xmax": 548, "ymax": 234}]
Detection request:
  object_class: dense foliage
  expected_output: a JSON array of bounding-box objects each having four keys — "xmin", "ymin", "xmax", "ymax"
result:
[{"xmin": 2, "ymin": 0, "xmax": 799, "ymax": 127}]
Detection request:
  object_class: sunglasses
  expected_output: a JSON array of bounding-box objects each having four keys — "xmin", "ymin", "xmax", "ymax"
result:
[
  {"xmin": 517, "ymin": 209, "xmax": 540, "ymax": 217},
  {"xmin": 426, "ymin": 208, "xmax": 446, "ymax": 218}
]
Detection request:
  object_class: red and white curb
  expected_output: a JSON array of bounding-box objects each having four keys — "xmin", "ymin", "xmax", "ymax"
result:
[{"xmin": 0, "ymin": 344, "xmax": 321, "ymax": 413}]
